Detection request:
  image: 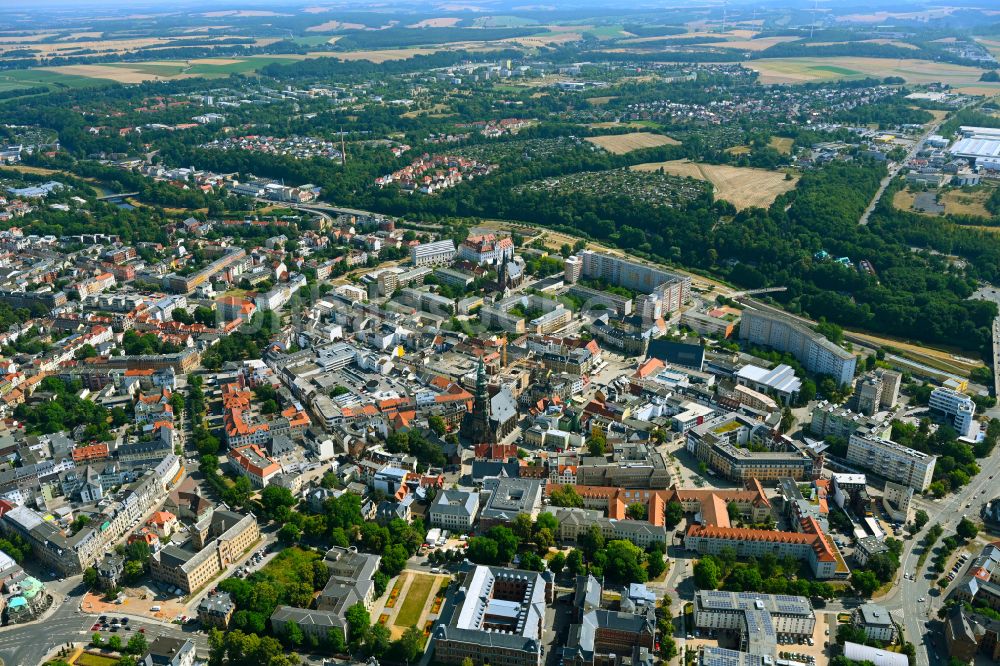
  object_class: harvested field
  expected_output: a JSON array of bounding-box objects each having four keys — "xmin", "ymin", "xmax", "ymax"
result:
[
  {"xmin": 585, "ymin": 132, "xmax": 679, "ymax": 154},
  {"xmin": 718, "ymin": 36, "xmax": 802, "ymax": 51},
  {"xmin": 586, "ymin": 96, "xmax": 617, "ymax": 105},
  {"xmin": 747, "ymin": 57, "xmax": 989, "ymax": 86},
  {"xmin": 306, "ymin": 20, "xmax": 367, "ymax": 32},
  {"xmin": 44, "ymin": 64, "xmax": 184, "ymax": 83},
  {"xmin": 409, "ymin": 18, "xmax": 461, "ymax": 27},
  {"xmin": 630, "ymin": 160, "xmax": 797, "ymax": 210},
  {"xmin": 201, "ymin": 10, "xmax": 289, "ymax": 17}
]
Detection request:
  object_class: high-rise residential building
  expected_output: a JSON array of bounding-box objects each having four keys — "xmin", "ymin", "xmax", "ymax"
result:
[
  {"xmin": 739, "ymin": 310, "xmax": 857, "ymax": 386},
  {"xmin": 564, "ymin": 255, "xmax": 582, "ymax": 283},
  {"xmin": 846, "ymin": 432, "xmax": 937, "ymax": 491},
  {"xmin": 853, "ymin": 369, "xmax": 902, "ymax": 416},
  {"xmin": 929, "ymin": 387, "xmax": 977, "ymax": 438},
  {"xmin": 576, "ymin": 250, "xmax": 690, "ymax": 314}
]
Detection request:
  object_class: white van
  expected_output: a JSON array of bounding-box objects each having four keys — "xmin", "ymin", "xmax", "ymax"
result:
[{"xmin": 151, "ymin": 605, "xmax": 161, "ymax": 612}]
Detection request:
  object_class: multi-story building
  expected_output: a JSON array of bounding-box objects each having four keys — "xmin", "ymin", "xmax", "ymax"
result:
[
  {"xmin": 562, "ymin": 575, "xmax": 656, "ymax": 666},
  {"xmin": 809, "ymin": 402, "xmax": 891, "ymax": 440},
  {"xmin": 576, "ymin": 250, "xmax": 690, "ymax": 314},
  {"xmin": 150, "ymin": 510, "xmax": 259, "ymax": 593},
  {"xmin": 852, "ymin": 603, "xmax": 897, "ymax": 643},
  {"xmin": 739, "ymin": 309, "xmax": 856, "ymax": 386},
  {"xmin": 685, "ymin": 516, "xmax": 846, "ymax": 579},
  {"xmin": 141, "ymin": 637, "xmax": 196, "ymax": 666},
  {"xmin": 479, "ymin": 477, "xmax": 543, "ymax": 528},
  {"xmin": 946, "ymin": 606, "xmax": 1000, "ymax": 663},
  {"xmin": 432, "ymin": 565, "xmax": 552, "ymax": 666},
  {"xmin": 457, "ymin": 233, "xmax": 514, "ymax": 265},
  {"xmin": 271, "ymin": 546, "xmax": 381, "ymax": 644},
  {"xmin": 429, "ymin": 490, "xmax": 479, "ymax": 531},
  {"xmin": 197, "ymin": 591, "xmax": 235, "ymax": 629},
  {"xmin": 929, "ymin": 387, "xmax": 977, "ymax": 438},
  {"xmin": 227, "ymin": 444, "xmax": 281, "ymax": 488},
  {"xmin": 687, "ymin": 416, "xmax": 817, "ymax": 482},
  {"xmin": 411, "ymin": 239, "xmax": 456, "ymax": 267},
  {"xmin": 853, "ymin": 369, "xmax": 901, "ymax": 416},
  {"xmin": 846, "ymin": 432, "xmax": 937, "ymax": 491},
  {"xmin": 693, "ymin": 590, "xmax": 815, "ymax": 655},
  {"xmin": 162, "ymin": 248, "xmax": 247, "ymax": 294}
]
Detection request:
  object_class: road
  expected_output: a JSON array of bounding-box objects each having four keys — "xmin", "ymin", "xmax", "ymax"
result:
[
  {"xmin": 875, "ymin": 442, "xmax": 1000, "ymax": 666},
  {"xmin": 0, "ymin": 587, "xmax": 209, "ymax": 666},
  {"xmin": 859, "ymin": 119, "xmax": 946, "ymax": 226}
]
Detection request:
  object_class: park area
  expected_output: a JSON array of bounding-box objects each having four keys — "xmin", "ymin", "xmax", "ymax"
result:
[
  {"xmin": 585, "ymin": 131, "xmax": 680, "ymax": 154},
  {"xmin": 630, "ymin": 160, "xmax": 797, "ymax": 210},
  {"xmin": 376, "ymin": 570, "xmax": 449, "ymax": 640}
]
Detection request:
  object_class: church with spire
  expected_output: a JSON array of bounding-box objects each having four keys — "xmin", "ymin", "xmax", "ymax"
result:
[{"xmin": 460, "ymin": 357, "xmax": 518, "ymax": 446}]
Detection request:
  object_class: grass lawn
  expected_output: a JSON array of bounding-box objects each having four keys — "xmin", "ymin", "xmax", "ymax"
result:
[
  {"xmin": 74, "ymin": 654, "xmax": 119, "ymax": 666},
  {"xmin": 394, "ymin": 574, "xmax": 436, "ymax": 628},
  {"xmin": 256, "ymin": 546, "xmax": 323, "ymax": 590}
]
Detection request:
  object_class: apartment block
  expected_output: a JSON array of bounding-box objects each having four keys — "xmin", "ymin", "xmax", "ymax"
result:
[
  {"xmin": 739, "ymin": 310, "xmax": 856, "ymax": 386},
  {"xmin": 846, "ymin": 432, "xmax": 936, "ymax": 491}
]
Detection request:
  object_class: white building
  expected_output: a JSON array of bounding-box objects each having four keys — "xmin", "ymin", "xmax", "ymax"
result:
[
  {"xmin": 928, "ymin": 387, "xmax": 976, "ymax": 438},
  {"xmin": 846, "ymin": 432, "xmax": 936, "ymax": 491},
  {"xmin": 410, "ymin": 240, "xmax": 456, "ymax": 267}
]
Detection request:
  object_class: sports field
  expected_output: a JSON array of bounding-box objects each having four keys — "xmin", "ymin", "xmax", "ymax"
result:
[
  {"xmin": 586, "ymin": 132, "xmax": 680, "ymax": 154},
  {"xmin": 631, "ymin": 160, "xmax": 797, "ymax": 209}
]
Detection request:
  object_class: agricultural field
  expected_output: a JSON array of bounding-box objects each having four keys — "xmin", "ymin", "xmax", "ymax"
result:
[
  {"xmin": 585, "ymin": 132, "xmax": 680, "ymax": 154},
  {"xmin": 0, "ymin": 68, "xmax": 101, "ymax": 93},
  {"xmin": 630, "ymin": 160, "xmax": 797, "ymax": 210},
  {"xmin": 517, "ymin": 168, "xmax": 708, "ymax": 209},
  {"xmin": 745, "ymin": 57, "xmax": 992, "ymax": 88}
]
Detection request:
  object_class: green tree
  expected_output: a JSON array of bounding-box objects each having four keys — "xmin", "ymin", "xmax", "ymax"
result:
[
  {"xmin": 428, "ymin": 415, "xmax": 447, "ymax": 436},
  {"xmin": 913, "ymin": 509, "xmax": 929, "ymax": 531},
  {"xmin": 550, "ymin": 484, "xmax": 584, "ymax": 508},
  {"xmin": 83, "ymin": 566, "xmax": 98, "ymax": 589},
  {"xmin": 92, "ymin": 632, "xmax": 104, "ymax": 647},
  {"xmin": 694, "ymin": 557, "xmax": 721, "ymax": 589},
  {"xmin": 664, "ymin": 500, "xmax": 684, "ymax": 528},
  {"xmin": 346, "ymin": 602, "xmax": 371, "ymax": 646},
  {"xmin": 366, "ymin": 623, "xmax": 391, "ymax": 658},
  {"xmin": 957, "ymin": 518, "xmax": 979, "ymax": 541},
  {"xmin": 566, "ymin": 549, "xmax": 585, "ymax": 575},
  {"xmin": 852, "ymin": 570, "xmax": 880, "ymax": 597},
  {"xmin": 125, "ymin": 632, "xmax": 148, "ymax": 655},
  {"xmin": 283, "ymin": 620, "xmax": 304, "ymax": 647},
  {"xmin": 108, "ymin": 635, "xmax": 123, "ymax": 651},
  {"xmin": 626, "ymin": 503, "xmax": 647, "ymax": 520},
  {"xmin": 393, "ymin": 626, "xmax": 424, "ymax": 663},
  {"xmin": 549, "ymin": 551, "xmax": 566, "ymax": 574}
]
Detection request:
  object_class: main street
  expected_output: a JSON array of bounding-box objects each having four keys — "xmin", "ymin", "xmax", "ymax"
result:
[{"xmin": 876, "ymin": 442, "xmax": 1000, "ymax": 666}]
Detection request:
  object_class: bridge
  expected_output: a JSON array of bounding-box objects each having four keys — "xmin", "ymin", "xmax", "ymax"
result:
[
  {"xmin": 732, "ymin": 286, "xmax": 787, "ymax": 300},
  {"xmin": 96, "ymin": 192, "xmax": 139, "ymax": 201}
]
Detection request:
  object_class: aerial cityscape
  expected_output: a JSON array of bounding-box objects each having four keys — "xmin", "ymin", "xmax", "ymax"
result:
[{"xmin": 0, "ymin": 1, "xmax": 999, "ymax": 666}]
